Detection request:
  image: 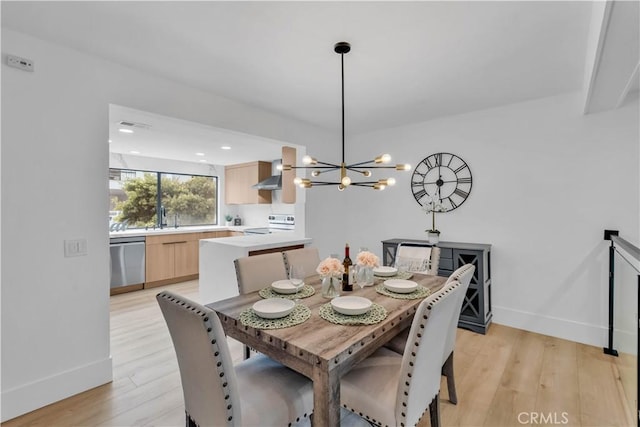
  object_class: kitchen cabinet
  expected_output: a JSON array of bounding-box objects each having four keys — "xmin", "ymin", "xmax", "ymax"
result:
[
  {"xmin": 145, "ymin": 231, "xmax": 222, "ymax": 288},
  {"xmin": 281, "ymin": 146, "xmax": 296, "ymax": 204},
  {"xmin": 225, "ymin": 161, "xmax": 272, "ymax": 204},
  {"xmin": 382, "ymin": 238, "xmax": 492, "ymax": 334}
]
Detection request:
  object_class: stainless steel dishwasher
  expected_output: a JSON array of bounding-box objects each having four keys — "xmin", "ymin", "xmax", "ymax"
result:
[{"xmin": 110, "ymin": 236, "xmax": 146, "ymax": 289}]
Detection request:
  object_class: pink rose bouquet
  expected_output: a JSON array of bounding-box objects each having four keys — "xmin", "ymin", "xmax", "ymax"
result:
[
  {"xmin": 316, "ymin": 257, "xmax": 345, "ymax": 277},
  {"xmin": 356, "ymin": 251, "xmax": 380, "ymax": 267}
]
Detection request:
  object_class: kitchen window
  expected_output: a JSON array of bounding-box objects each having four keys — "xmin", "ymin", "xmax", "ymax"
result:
[{"xmin": 109, "ymin": 168, "xmax": 218, "ymax": 229}]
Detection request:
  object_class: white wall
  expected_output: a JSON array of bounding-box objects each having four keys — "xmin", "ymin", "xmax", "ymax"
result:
[
  {"xmin": 1, "ymin": 29, "xmax": 333, "ymax": 421},
  {"xmin": 307, "ymin": 92, "xmax": 639, "ymax": 351}
]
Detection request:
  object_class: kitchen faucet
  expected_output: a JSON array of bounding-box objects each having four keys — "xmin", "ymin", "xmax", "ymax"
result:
[{"xmin": 160, "ymin": 206, "xmax": 167, "ymax": 229}]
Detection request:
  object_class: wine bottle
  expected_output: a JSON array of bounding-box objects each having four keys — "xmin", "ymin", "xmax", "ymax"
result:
[{"xmin": 342, "ymin": 243, "xmax": 353, "ymax": 291}]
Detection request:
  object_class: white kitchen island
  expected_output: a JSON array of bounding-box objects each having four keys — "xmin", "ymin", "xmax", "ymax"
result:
[{"xmin": 199, "ymin": 234, "xmax": 312, "ymax": 304}]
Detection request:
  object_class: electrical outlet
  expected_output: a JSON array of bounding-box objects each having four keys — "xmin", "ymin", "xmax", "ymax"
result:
[
  {"xmin": 7, "ymin": 54, "xmax": 34, "ymax": 72},
  {"xmin": 64, "ymin": 239, "xmax": 88, "ymax": 257}
]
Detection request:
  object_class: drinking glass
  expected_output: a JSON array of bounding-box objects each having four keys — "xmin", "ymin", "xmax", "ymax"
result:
[
  {"xmin": 354, "ymin": 265, "xmax": 366, "ymax": 291},
  {"xmin": 289, "ymin": 265, "xmax": 305, "ymax": 303},
  {"xmin": 396, "ymin": 258, "xmax": 409, "ymax": 276}
]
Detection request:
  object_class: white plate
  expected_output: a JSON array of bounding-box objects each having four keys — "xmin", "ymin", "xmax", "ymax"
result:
[
  {"xmin": 271, "ymin": 279, "xmax": 298, "ymax": 294},
  {"xmin": 373, "ymin": 266, "xmax": 398, "ymax": 277},
  {"xmin": 384, "ymin": 279, "xmax": 419, "ymax": 294},
  {"xmin": 252, "ymin": 298, "xmax": 295, "ymax": 319},
  {"xmin": 331, "ymin": 296, "xmax": 372, "ymax": 316}
]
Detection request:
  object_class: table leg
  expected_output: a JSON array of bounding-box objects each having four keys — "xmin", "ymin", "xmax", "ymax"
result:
[{"xmin": 312, "ymin": 365, "xmax": 340, "ymax": 426}]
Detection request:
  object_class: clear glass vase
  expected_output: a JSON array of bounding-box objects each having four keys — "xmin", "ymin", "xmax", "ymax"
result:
[
  {"xmin": 356, "ymin": 266, "xmax": 375, "ymax": 286},
  {"xmin": 321, "ymin": 276, "xmax": 341, "ymax": 299}
]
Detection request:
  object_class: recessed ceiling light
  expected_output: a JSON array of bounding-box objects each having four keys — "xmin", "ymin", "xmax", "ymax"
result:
[
  {"xmin": 119, "ymin": 128, "xmax": 134, "ymax": 134},
  {"xmin": 221, "ymin": 146, "xmax": 231, "ymax": 150},
  {"xmin": 129, "ymin": 150, "xmax": 140, "ymax": 154},
  {"xmin": 108, "ymin": 139, "xmax": 112, "ymax": 143},
  {"xmin": 195, "ymin": 152, "xmax": 205, "ymax": 156}
]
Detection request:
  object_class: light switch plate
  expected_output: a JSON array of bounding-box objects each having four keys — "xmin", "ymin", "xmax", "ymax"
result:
[
  {"xmin": 7, "ymin": 54, "xmax": 34, "ymax": 72},
  {"xmin": 64, "ymin": 239, "xmax": 87, "ymax": 257}
]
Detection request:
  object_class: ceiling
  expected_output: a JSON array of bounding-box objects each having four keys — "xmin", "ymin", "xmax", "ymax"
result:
[
  {"xmin": 109, "ymin": 104, "xmax": 284, "ymax": 165},
  {"xmin": 3, "ymin": 1, "xmax": 594, "ymax": 135}
]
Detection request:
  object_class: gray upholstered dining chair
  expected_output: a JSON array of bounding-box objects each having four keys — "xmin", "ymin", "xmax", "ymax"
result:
[
  {"xmin": 233, "ymin": 252, "xmax": 289, "ymax": 295},
  {"xmin": 282, "ymin": 247, "xmax": 321, "ymax": 279},
  {"xmin": 385, "ymin": 263, "xmax": 475, "ymax": 404},
  {"xmin": 156, "ymin": 291, "xmax": 314, "ymax": 427},
  {"xmin": 233, "ymin": 252, "xmax": 289, "ymax": 359},
  {"xmin": 395, "ymin": 242, "xmax": 441, "ymax": 275},
  {"xmin": 340, "ymin": 279, "xmax": 465, "ymax": 427}
]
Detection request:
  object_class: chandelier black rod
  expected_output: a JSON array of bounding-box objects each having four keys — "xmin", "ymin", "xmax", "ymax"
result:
[
  {"xmin": 289, "ymin": 165, "xmax": 340, "ymax": 170},
  {"xmin": 341, "ymin": 51, "xmax": 345, "ymax": 165}
]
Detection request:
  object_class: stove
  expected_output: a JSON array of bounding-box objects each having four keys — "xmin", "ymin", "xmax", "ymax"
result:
[
  {"xmin": 243, "ymin": 214, "xmax": 295, "ymax": 235},
  {"xmin": 268, "ymin": 214, "xmax": 295, "ymax": 231}
]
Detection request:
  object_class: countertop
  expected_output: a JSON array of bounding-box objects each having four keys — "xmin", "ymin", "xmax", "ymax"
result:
[
  {"xmin": 200, "ymin": 233, "xmax": 311, "ymax": 250},
  {"xmin": 199, "ymin": 233, "xmax": 312, "ymax": 303},
  {"xmin": 109, "ymin": 225, "xmax": 250, "ymax": 238}
]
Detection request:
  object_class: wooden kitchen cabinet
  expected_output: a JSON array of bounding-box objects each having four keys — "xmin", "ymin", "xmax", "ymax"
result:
[
  {"xmin": 281, "ymin": 146, "xmax": 296, "ymax": 204},
  {"xmin": 145, "ymin": 233, "xmax": 200, "ymax": 288},
  {"xmin": 174, "ymin": 240, "xmax": 199, "ymax": 277},
  {"xmin": 225, "ymin": 161, "xmax": 272, "ymax": 204},
  {"xmin": 145, "ymin": 241, "xmax": 175, "ymax": 283}
]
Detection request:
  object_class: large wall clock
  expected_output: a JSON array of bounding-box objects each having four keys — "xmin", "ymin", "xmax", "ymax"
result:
[{"xmin": 411, "ymin": 152, "xmax": 472, "ymax": 211}]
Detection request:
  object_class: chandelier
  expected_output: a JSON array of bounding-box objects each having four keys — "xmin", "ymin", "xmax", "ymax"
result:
[{"xmin": 280, "ymin": 42, "xmax": 410, "ymax": 191}]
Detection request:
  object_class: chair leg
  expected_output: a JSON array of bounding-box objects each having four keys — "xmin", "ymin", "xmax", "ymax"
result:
[
  {"xmin": 244, "ymin": 344, "xmax": 251, "ymax": 360},
  {"xmin": 441, "ymin": 351, "xmax": 457, "ymax": 404},
  {"xmin": 429, "ymin": 392, "xmax": 441, "ymax": 427}
]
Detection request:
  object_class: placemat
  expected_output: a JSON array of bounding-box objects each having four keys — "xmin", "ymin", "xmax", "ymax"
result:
[
  {"xmin": 375, "ymin": 283, "xmax": 431, "ymax": 300},
  {"xmin": 239, "ymin": 304, "xmax": 311, "ymax": 330},
  {"xmin": 318, "ymin": 302, "xmax": 387, "ymax": 326},
  {"xmin": 258, "ymin": 284, "xmax": 315, "ymax": 300},
  {"xmin": 373, "ymin": 271, "xmax": 413, "ymax": 280}
]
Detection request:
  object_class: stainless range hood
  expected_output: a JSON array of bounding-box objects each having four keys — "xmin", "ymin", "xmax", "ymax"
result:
[
  {"xmin": 252, "ymin": 159, "xmax": 282, "ymax": 190},
  {"xmin": 252, "ymin": 174, "xmax": 282, "ymax": 190}
]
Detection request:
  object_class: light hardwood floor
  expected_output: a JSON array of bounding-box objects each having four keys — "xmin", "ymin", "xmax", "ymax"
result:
[{"xmin": 2, "ymin": 280, "xmax": 636, "ymax": 427}]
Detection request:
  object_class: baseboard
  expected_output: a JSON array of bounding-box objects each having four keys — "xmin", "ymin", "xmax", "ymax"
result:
[
  {"xmin": 1, "ymin": 356, "xmax": 113, "ymax": 422},
  {"xmin": 492, "ymin": 305, "xmax": 613, "ymax": 349}
]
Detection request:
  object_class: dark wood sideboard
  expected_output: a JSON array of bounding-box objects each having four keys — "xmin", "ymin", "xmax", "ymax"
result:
[{"xmin": 381, "ymin": 238, "xmax": 492, "ymax": 334}]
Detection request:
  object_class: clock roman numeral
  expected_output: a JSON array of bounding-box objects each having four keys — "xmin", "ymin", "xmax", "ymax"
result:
[
  {"xmin": 457, "ymin": 177, "xmax": 472, "ymax": 184},
  {"xmin": 447, "ymin": 197, "xmax": 458, "ymax": 209},
  {"xmin": 411, "ymin": 181, "xmax": 424, "ymax": 187},
  {"xmin": 447, "ymin": 154, "xmax": 454, "ymax": 167},
  {"xmin": 454, "ymin": 164, "xmax": 468, "ymax": 174},
  {"xmin": 434, "ymin": 153, "xmax": 443, "ymax": 166},
  {"xmin": 423, "ymin": 158, "xmax": 433, "ymax": 169},
  {"xmin": 454, "ymin": 188, "xmax": 469, "ymax": 199},
  {"xmin": 413, "ymin": 189, "xmax": 427, "ymax": 200}
]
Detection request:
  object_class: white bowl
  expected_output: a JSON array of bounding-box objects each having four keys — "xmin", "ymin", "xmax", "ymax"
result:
[
  {"xmin": 271, "ymin": 279, "xmax": 298, "ymax": 294},
  {"xmin": 373, "ymin": 266, "xmax": 398, "ymax": 277},
  {"xmin": 252, "ymin": 298, "xmax": 295, "ymax": 319},
  {"xmin": 384, "ymin": 279, "xmax": 419, "ymax": 294},
  {"xmin": 331, "ymin": 296, "xmax": 372, "ymax": 316}
]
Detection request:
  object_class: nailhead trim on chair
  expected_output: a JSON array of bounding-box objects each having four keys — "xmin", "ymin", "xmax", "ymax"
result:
[
  {"xmin": 158, "ymin": 292, "xmax": 236, "ymax": 426},
  {"xmin": 396, "ymin": 280, "xmax": 460, "ymax": 427},
  {"xmin": 341, "ymin": 281, "xmax": 460, "ymax": 427},
  {"xmin": 233, "ymin": 260, "xmax": 243, "ymax": 294}
]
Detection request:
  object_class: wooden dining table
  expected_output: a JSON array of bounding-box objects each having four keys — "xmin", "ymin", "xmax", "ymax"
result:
[{"xmin": 206, "ymin": 273, "xmax": 447, "ymax": 426}]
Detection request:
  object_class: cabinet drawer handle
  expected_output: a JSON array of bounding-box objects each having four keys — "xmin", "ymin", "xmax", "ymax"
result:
[{"xmin": 163, "ymin": 241, "xmax": 188, "ymax": 245}]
